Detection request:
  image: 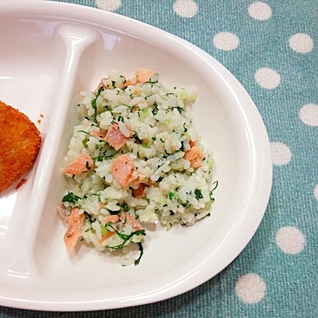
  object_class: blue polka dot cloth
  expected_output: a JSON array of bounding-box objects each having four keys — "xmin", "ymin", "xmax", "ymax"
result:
[{"xmin": 1, "ymin": 0, "xmax": 317, "ymax": 317}]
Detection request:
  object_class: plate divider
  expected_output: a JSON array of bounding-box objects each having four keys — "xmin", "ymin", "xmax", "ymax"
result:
[{"xmin": 0, "ymin": 23, "xmax": 102, "ymax": 284}]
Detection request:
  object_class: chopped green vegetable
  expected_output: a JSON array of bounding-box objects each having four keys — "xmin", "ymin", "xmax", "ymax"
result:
[
  {"xmin": 117, "ymin": 115, "xmax": 124, "ymax": 122},
  {"xmin": 104, "ymin": 223, "xmax": 146, "ymax": 265},
  {"xmin": 134, "ymin": 243, "xmax": 144, "ymax": 265},
  {"xmin": 91, "ymin": 86, "xmax": 104, "ymax": 121},
  {"xmin": 152, "ymin": 102, "xmax": 159, "ymax": 115},
  {"xmin": 194, "ymin": 189, "xmax": 203, "ymax": 200},
  {"xmin": 119, "ymin": 202, "xmax": 130, "ymax": 212},
  {"xmin": 172, "ymin": 106, "xmax": 184, "ymax": 113},
  {"xmin": 62, "ymin": 192, "xmax": 80, "ymax": 205}
]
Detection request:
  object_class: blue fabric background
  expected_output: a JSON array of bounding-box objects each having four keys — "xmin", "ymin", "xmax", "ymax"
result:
[{"xmin": 1, "ymin": 0, "xmax": 317, "ymax": 317}]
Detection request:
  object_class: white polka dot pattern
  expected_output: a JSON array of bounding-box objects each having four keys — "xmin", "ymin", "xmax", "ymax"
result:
[
  {"xmin": 299, "ymin": 104, "xmax": 318, "ymax": 126},
  {"xmin": 213, "ymin": 32, "xmax": 240, "ymax": 51},
  {"xmin": 275, "ymin": 227, "xmax": 306, "ymax": 254},
  {"xmin": 235, "ymin": 273, "xmax": 266, "ymax": 304},
  {"xmin": 255, "ymin": 67, "xmax": 281, "ymax": 89},
  {"xmin": 173, "ymin": 0, "xmax": 198, "ymax": 18},
  {"xmin": 270, "ymin": 142, "xmax": 291, "ymax": 166},
  {"xmin": 289, "ymin": 33, "xmax": 314, "ymax": 54},
  {"xmin": 248, "ymin": 2, "xmax": 272, "ymax": 21},
  {"xmin": 95, "ymin": 0, "xmax": 121, "ymax": 11},
  {"xmin": 314, "ymin": 185, "xmax": 318, "ymax": 201}
]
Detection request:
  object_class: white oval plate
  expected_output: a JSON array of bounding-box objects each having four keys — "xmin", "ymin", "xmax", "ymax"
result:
[{"xmin": 0, "ymin": 0, "xmax": 272, "ymax": 311}]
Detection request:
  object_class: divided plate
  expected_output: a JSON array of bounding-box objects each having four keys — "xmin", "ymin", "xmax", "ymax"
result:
[{"xmin": 0, "ymin": 0, "xmax": 272, "ymax": 311}]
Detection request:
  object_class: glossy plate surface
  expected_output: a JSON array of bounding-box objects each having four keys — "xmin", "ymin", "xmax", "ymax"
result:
[{"xmin": 0, "ymin": 0, "xmax": 272, "ymax": 311}]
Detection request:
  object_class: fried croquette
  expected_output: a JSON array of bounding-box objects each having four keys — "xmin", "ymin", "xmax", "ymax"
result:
[{"xmin": 0, "ymin": 101, "xmax": 41, "ymax": 192}]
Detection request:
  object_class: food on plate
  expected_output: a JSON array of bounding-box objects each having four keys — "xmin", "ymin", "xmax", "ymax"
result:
[
  {"xmin": 0, "ymin": 101, "xmax": 41, "ymax": 192},
  {"xmin": 59, "ymin": 70, "xmax": 217, "ymax": 265}
]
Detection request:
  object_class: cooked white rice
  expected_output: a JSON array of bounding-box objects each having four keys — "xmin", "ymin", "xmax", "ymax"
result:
[{"xmin": 60, "ymin": 71, "xmax": 216, "ymax": 265}]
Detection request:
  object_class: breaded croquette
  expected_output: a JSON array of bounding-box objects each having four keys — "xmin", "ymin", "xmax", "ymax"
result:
[{"xmin": 0, "ymin": 101, "xmax": 41, "ymax": 192}]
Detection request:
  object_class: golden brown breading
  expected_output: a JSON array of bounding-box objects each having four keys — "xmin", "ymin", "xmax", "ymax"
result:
[{"xmin": 0, "ymin": 101, "xmax": 41, "ymax": 192}]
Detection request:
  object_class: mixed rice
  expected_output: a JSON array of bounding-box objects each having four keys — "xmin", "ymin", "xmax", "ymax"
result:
[{"xmin": 58, "ymin": 70, "xmax": 216, "ymax": 265}]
